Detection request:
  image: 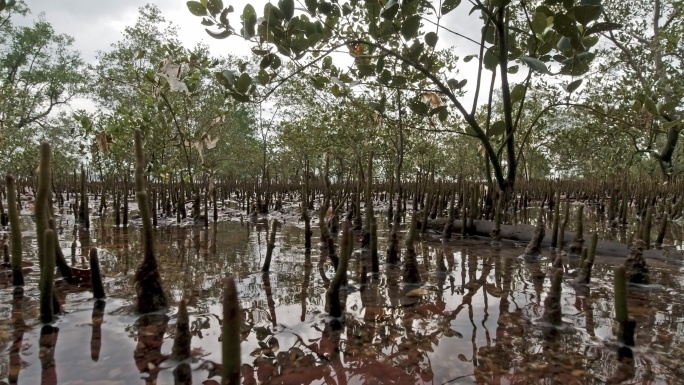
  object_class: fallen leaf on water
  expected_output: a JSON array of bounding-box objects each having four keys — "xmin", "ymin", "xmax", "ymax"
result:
[{"xmin": 406, "ymin": 288, "xmax": 429, "ymax": 297}]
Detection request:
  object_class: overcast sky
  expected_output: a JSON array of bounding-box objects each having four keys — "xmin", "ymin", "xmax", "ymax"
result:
[{"xmin": 16, "ymin": 0, "xmax": 500, "ymax": 110}]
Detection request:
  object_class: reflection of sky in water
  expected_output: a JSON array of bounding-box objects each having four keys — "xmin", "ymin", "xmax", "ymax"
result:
[{"xmin": 2, "ymin": 208, "xmax": 684, "ymax": 385}]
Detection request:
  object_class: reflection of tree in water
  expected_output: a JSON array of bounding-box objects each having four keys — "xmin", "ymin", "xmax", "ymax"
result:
[
  {"xmin": 131, "ymin": 314, "xmax": 169, "ymax": 385},
  {"xmin": 90, "ymin": 300, "xmax": 105, "ymax": 362},
  {"xmin": 12, "ymin": 216, "xmax": 684, "ymax": 384},
  {"xmin": 39, "ymin": 325, "xmax": 59, "ymax": 385},
  {"xmin": 216, "ymin": 238, "xmax": 684, "ymax": 384},
  {"xmin": 7, "ymin": 290, "xmax": 27, "ymax": 385}
]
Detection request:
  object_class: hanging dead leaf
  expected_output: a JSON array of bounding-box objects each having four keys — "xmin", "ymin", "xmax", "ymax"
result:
[
  {"xmin": 420, "ymin": 92, "xmax": 441, "ymax": 107},
  {"xmin": 211, "ymin": 115, "xmax": 223, "ymax": 126},
  {"xmin": 204, "ymin": 134, "xmax": 219, "ymax": 149},
  {"xmin": 156, "ymin": 58, "xmax": 189, "ymax": 94},
  {"xmin": 373, "ymin": 111, "xmax": 384, "ymax": 128},
  {"xmin": 159, "ymin": 58, "xmax": 181, "ymax": 78},
  {"xmin": 95, "ymin": 131, "xmax": 109, "ymax": 153},
  {"xmin": 354, "ymin": 44, "xmax": 363, "ymax": 56},
  {"xmin": 193, "ymin": 141, "xmax": 204, "ymax": 162}
]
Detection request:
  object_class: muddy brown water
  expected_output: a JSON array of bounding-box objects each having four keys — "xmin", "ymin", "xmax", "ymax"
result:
[{"xmin": 1, "ymin": 204, "xmax": 684, "ymax": 384}]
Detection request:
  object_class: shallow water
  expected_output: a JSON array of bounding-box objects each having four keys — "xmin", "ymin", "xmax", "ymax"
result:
[{"xmin": 2, "ymin": 206, "xmax": 684, "ymax": 385}]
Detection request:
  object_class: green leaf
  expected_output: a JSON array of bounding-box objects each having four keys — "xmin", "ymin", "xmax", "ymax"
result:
[
  {"xmin": 264, "ymin": 3, "xmax": 282, "ymax": 26},
  {"xmin": 463, "ymin": 54, "xmax": 476, "ymax": 62},
  {"xmin": 507, "ymin": 65, "xmax": 519, "ymax": 74},
  {"xmin": 311, "ymin": 75, "xmax": 328, "ymax": 89},
  {"xmin": 438, "ymin": 107, "xmax": 449, "ymax": 122},
  {"xmin": 381, "ymin": 0, "xmax": 399, "ymax": 19},
  {"xmin": 259, "ymin": 54, "xmax": 273, "ymax": 68},
  {"xmin": 271, "ymin": 55, "xmax": 282, "ymax": 69},
  {"xmin": 187, "ymin": 1, "xmax": 208, "ymax": 16},
  {"xmin": 483, "ymin": 48, "xmax": 499, "ymax": 71},
  {"xmin": 593, "ymin": 103, "xmax": 606, "ymax": 114},
  {"xmin": 662, "ymin": 120, "xmax": 682, "ymax": 130},
  {"xmin": 531, "ymin": 11, "xmax": 548, "ymax": 34},
  {"xmin": 586, "ymin": 22, "xmax": 622, "ymax": 35},
  {"xmin": 563, "ymin": 78, "xmax": 583, "ymax": 92},
  {"xmin": 257, "ymin": 69, "xmax": 270, "ymax": 84},
  {"xmin": 631, "ymin": 100, "xmax": 642, "ymax": 112},
  {"xmin": 206, "ymin": 28, "xmax": 232, "ymax": 39},
  {"xmin": 242, "ymin": 4, "xmax": 257, "ymax": 39},
  {"xmin": 483, "ymin": 25, "xmax": 495, "ymax": 44},
  {"xmin": 448, "ymin": 78, "xmax": 467, "ymax": 89},
  {"xmin": 430, "ymin": 105, "xmax": 447, "ymax": 117},
  {"xmin": 331, "ymin": 84, "xmax": 345, "ymax": 97},
  {"xmin": 536, "ymin": 5, "xmax": 554, "ymax": 17},
  {"xmin": 583, "ymin": 35, "xmax": 599, "ymax": 48},
  {"xmin": 401, "ymin": 15, "xmax": 421, "ymax": 40},
  {"xmin": 660, "ymin": 101, "xmax": 678, "ymax": 114},
  {"xmin": 425, "ymin": 32, "xmax": 438, "ymax": 47},
  {"xmin": 376, "ymin": 55, "xmax": 385, "ymax": 72},
  {"xmin": 557, "ymin": 36, "xmax": 572, "ymax": 53},
  {"xmin": 570, "ymin": 5, "xmax": 601, "ymax": 26},
  {"xmin": 220, "ymin": 7, "xmax": 232, "ymax": 25},
  {"xmin": 279, "ymin": 0, "xmax": 295, "ymax": 20},
  {"xmin": 207, "ymin": 0, "xmax": 223, "ymax": 16},
  {"xmin": 409, "ymin": 100, "xmax": 429, "ymax": 115},
  {"xmin": 222, "ymin": 70, "xmax": 237, "ymax": 85},
  {"xmin": 305, "ymin": 0, "xmax": 317, "ymax": 14},
  {"xmin": 552, "ymin": 13, "xmax": 576, "ymax": 36},
  {"xmin": 510, "ymin": 84, "xmax": 526, "ymax": 104},
  {"xmin": 369, "ymin": 102, "xmax": 385, "ymax": 113},
  {"xmin": 465, "ymin": 126, "xmax": 477, "ymax": 136},
  {"xmin": 236, "ymin": 73, "xmax": 252, "ymax": 93},
  {"xmin": 489, "ymin": 120, "xmax": 506, "ymax": 136},
  {"xmin": 230, "ymin": 92, "xmax": 251, "ymax": 102},
  {"xmin": 357, "ymin": 63, "xmax": 375, "ymax": 77},
  {"xmin": 559, "ymin": 59, "xmax": 589, "ymax": 75},
  {"xmin": 643, "ymin": 97, "xmax": 658, "ymax": 116},
  {"xmin": 308, "ymin": 33, "xmax": 322, "ymax": 45},
  {"xmin": 441, "ymin": 0, "xmax": 461, "ymax": 15},
  {"xmin": 521, "ymin": 56, "xmax": 548, "ymax": 73}
]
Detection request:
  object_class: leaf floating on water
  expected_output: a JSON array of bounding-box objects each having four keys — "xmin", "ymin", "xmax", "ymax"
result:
[
  {"xmin": 254, "ymin": 326, "xmax": 272, "ymax": 340},
  {"xmin": 443, "ymin": 328, "xmax": 463, "ymax": 338},
  {"xmin": 406, "ymin": 288, "xmax": 429, "ymax": 297},
  {"xmin": 268, "ymin": 336, "xmax": 280, "ymax": 352}
]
